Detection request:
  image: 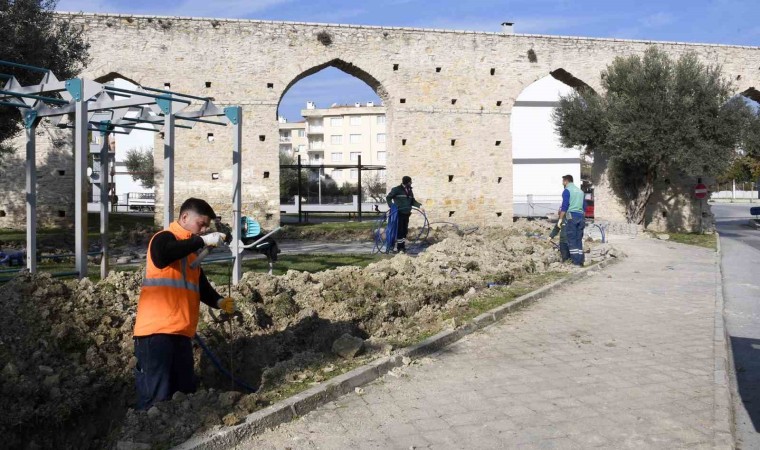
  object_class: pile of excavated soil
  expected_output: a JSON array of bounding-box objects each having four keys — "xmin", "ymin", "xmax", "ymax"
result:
[
  {"xmin": 0, "ymin": 270, "xmax": 142, "ymax": 449},
  {"xmin": 1, "ymin": 221, "xmax": 613, "ymax": 449}
]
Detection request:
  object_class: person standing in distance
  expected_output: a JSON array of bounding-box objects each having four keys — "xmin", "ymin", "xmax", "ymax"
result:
[
  {"xmin": 558, "ymin": 175, "xmax": 586, "ymax": 266},
  {"xmin": 133, "ymin": 198, "xmax": 235, "ymax": 410},
  {"xmin": 386, "ymin": 176, "xmax": 424, "ymax": 253}
]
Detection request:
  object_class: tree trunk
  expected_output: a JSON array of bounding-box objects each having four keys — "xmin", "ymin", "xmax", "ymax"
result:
[{"xmin": 624, "ymin": 169, "xmax": 655, "ymax": 225}]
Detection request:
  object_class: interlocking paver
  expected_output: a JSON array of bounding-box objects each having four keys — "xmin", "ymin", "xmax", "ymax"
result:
[{"xmin": 234, "ymin": 238, "xmax": 724, "ymax": 449}]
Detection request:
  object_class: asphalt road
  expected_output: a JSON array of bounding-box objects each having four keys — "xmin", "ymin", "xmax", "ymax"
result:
[{"xmin": 712, "ymin": 202, "xmax": 760, "ymax": 449}]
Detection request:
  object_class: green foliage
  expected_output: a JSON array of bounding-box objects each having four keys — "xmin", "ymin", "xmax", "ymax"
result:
[
  {"xmin": 0, "ymin": 1, "xmax": 90, "ymax": 161},
  {"xmin": 554, "ymin": 47, "xmax": 753, "ymax": 224},
  {"xmin": 123, "ymin": 147, "xmax": 156, "ymax": 189},
  {"xmin": 743, "ymin": 110, "xmax": 760, "ymax": 158},
  {"xmin": 279, "ymin": 150, "xmax": 307, "ymax": 201},
  {"xmin": 717, "ymin": 156, "xmax": 760, "ymax": 183}
]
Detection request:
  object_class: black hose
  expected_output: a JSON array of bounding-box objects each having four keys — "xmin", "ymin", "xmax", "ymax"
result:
[{"xmin": 193, "ymin": 333, "xmax": 257, "ymax": 393}]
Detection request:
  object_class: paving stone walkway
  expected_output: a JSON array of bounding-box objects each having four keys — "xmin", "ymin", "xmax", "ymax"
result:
[{"xmin": 234, "ymin": 238, "xmax": 724, "ymax": 449}]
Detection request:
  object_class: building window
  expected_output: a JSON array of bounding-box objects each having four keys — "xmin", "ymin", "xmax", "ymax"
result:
[
  {"xmin": 297, "ymin": 129, "xmax": 305, "ymax": 137},
  {"xmin": 331, "ymin": 135, "xmax": 342, "ymax": 145},
  {"xmin": 331, "ymin": 152, "xmax": 342, "ymax": 162},
  {"xmin": 376, "ymin": 115, "xmax": 386, "ymax": 125},
  {"xmin": 376, "ymin": 133, "xmax": 386, "ymax": 144},
  {"xmin": 350, "ymin": 115, "xmax": 362, "ymax": 126},
  {"xmin": 350, "ymin": 134, "xmax": 361, "ymax": 144},
  {"xmin": 330, "ymin": 117, "xmax": 343, "ymax": 127},
  {"xmin": 332, "ymin": 169, "xmax": 342, "ymax": 179},
  {"xmin": 350, "ymin": 168, "xmax": 358, "ymax": 179},
  {"xmin": 377, "ymin": 151, "xmax": 387, "ymax": 162},
  {"xmin": 350, "ymin": 152, "xmax": 361, "ymax": 161}
]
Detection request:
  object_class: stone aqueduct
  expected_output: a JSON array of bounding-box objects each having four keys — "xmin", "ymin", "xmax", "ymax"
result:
[{"xmin": 1, "ymin": 13, "xmax": 759, "ymax": 230}]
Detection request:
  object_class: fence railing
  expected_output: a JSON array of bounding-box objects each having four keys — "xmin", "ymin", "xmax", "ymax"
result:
[
  {"xmin": 514, "ymin": 194, "xmax": 563, "ymax": 217},
  {"xmin": 711, "ymin": 181, "xmax": 759, "ymax": 201}
]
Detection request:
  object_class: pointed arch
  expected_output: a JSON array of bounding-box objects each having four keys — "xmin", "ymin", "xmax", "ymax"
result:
[{"xmin": 277, "ymin": 59, "xmax": 389, "ymax": 115}]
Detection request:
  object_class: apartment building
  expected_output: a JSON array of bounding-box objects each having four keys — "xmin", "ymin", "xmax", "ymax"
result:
[
  {"xmin": 278, "ymin": 118, "xmax": 308, "ymax": 155},
  {"xmin": 285, "ymin": 101, "xmax": 387, "ymax": 184}
]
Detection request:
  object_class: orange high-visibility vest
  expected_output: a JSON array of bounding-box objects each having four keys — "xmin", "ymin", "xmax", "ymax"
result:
[{"xmin": 134, "ymin": 221, "xmax": 202, "ymax": 338}]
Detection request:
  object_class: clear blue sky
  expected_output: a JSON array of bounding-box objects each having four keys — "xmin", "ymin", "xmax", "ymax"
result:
[{"xmin": 58, "ymin": 0, "xmax": 760, "ymax": 121}]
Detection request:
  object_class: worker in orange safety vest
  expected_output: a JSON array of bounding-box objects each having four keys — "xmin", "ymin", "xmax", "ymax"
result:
[{"xmin": 133, "ymin": 198, "xmax": 235, "ymax": 410}]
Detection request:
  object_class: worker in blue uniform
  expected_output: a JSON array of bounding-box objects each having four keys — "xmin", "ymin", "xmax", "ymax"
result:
[{"xmin": 558, "ymin": 174, "xmax": 586, "ymax": 266}]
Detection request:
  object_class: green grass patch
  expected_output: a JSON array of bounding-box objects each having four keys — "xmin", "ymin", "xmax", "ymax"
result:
[
  {"xmin": 0, "ymin": 253, "xmax": 385, "ymax": 285},
  {"xmin": 202, "ymin": 253, "xmax": 385, "ymax": 285},
  {"xmin": 0, "ymin": 213, "xmax": 157, "ymax": 244},
  {"xmin": 663, "ymin": 232, "xmax": 717, "ymax": 250},
  {"xmin": 449, "ymin": 271, "xmax": 567, "ymax": 323},
  {"xmin": 278, "ymin": 221, "xmax": 376, "ymax": 241}
]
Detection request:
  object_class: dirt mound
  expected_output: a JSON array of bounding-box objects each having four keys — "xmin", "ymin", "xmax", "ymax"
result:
[
  {"xmin": 1, "ymin": 221, "xmax": 607, "ymax": 449},
  {"xmin": 0, "ymin": 270, "xmax": 143, "ymax": 449}
]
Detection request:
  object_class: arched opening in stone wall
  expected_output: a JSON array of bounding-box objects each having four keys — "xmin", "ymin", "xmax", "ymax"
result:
[
  {"xmin": 91, "ymin": 74, "xmax": 156, "ymax": 214},
  {"xmin": 711, "ymin": 90, "xmax": 760, "ymax": 199},
  {"xmin": 276, "ymin": 59, "xmax": 389, "ymax": 222},
  {"xmin": 510, "ymin": 71, "xmax": 592, "ymax": 219}
]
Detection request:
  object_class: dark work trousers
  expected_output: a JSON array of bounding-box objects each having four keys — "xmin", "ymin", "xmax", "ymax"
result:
[
  {"xmin": 559, "ymin": 242, "xmax": 571, "ymax": 262},
  {"xmin": 565, "ymin": 213, "xmax": 586, "ymax": 266},
  {"xmin": 134, "ymin": 333, "xmax": 197, "ymax": 410},
  {"xmin": 396, "ymin": 212, "xmax": 411, "ymax": 251}
]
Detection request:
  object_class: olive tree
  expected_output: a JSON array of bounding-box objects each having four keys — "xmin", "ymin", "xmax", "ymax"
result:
[
  {"xmin": 0, "ymin": 0, "xmax": 90, "ymax": 162},
  {"xmin": 553, "ymin": 47, "xmax": 753, "ymax": 224}
]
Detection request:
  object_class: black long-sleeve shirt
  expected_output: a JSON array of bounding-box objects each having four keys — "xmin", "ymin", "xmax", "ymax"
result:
[{"xmin": 149, "ymin": 231, "xmax": 222, "ymax": 309}]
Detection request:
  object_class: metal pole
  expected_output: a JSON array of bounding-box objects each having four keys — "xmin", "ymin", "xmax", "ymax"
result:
[
  {"xmin": 357, "ymin": 155, "xmax": 362, "ymax": 222},
  {"xmin": 163, "ymin": 112, "xmax": 175, "ymax": 227},
  {"xmin": 25, "ymin": 113, "xmax": 37, "ymax": 273},
  {"xmin": 99, "ymin": 125, "xmax": 110, "ymax": 279},
  {"xmin": 297, "ymin": 154, "xmax": 302, "ymax": 224},
  {"xmin": 318, "ymin": 166, "xmax": 322, "ymax": 205},
  {"xmin": 73, "ymin": 80, "xmax": 89, "ymax": 278},
  {"xmin": 226, "ymin": 106, "xmax": 243, "ymax": 284},
  {"xmin": 528, "ymin": 194, "xmax": 534, "ymax": 217}
]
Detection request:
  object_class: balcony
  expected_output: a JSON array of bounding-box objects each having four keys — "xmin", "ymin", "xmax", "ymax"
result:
[
  {"xmin": 308, "ymin": 126, "xmax": 324, "ymax": 134},
  {"xmin": 309, "ymin": 142, "xmax": 324, "ymax": 150},
  {"xmin": 279, "ymin": 136, "xmax": 292, "ymax": 143}
]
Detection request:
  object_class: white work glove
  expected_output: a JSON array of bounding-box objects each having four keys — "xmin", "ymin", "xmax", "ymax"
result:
[{"xmin": 201, "ymin": 232, "xmax": 226, "ymax": 247}]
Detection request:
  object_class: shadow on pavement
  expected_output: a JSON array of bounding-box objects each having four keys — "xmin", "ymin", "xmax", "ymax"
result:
[{"xmin": 731, "ymin": 336, "xmax": 760, "ymax": 432}]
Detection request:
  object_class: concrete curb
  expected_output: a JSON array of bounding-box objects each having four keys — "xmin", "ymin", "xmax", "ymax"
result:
[
  {"xmin": 175, "ymin": 256, "xmax": 622, "ymax": 450},
  {"xmin": 714, "ymin": 233, "xmax": 737, "ymax": 449}
]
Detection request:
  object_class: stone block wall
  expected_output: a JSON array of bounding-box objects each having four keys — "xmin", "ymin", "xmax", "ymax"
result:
[{"xmin": 0, "ymin": 12, "xmax": 758, "ymax": 231}]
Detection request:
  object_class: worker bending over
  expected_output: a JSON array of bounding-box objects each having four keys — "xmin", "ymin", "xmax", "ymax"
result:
[
  {"xmin": 558, "ymin": 175, "xmax": 585, "ymax": 266},
  {"xmin": 386, "ymin": 176, "xmax": 424, "ymax": 253},
  {"xmin": 133, "ymin": 198, "xmax": 235, "ymax": 410}
]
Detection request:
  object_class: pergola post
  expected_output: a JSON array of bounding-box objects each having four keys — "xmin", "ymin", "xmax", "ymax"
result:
[
  {"xmin": 99, "ymin": 122, "xmax": 110, "ymax": 279},
  {"xmin": 68, "ymin": 78, "xmax": 89, "ymax": 278},
  {"xmin": 160, "ymin": 97, "xmax": 176, "ymax": 228},
  {"xmin": 225, "ymin": 106, "xmax": 243, "ymax": 284},
  {"xmin": 24, "ymin": 111, "xmax": 38, "ymax": 273}
]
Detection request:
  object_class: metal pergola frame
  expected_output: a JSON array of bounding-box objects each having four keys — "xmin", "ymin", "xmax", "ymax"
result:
[{"xmin": 0, "ymin": 60, "xmax": 245, "ymax": 284}]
